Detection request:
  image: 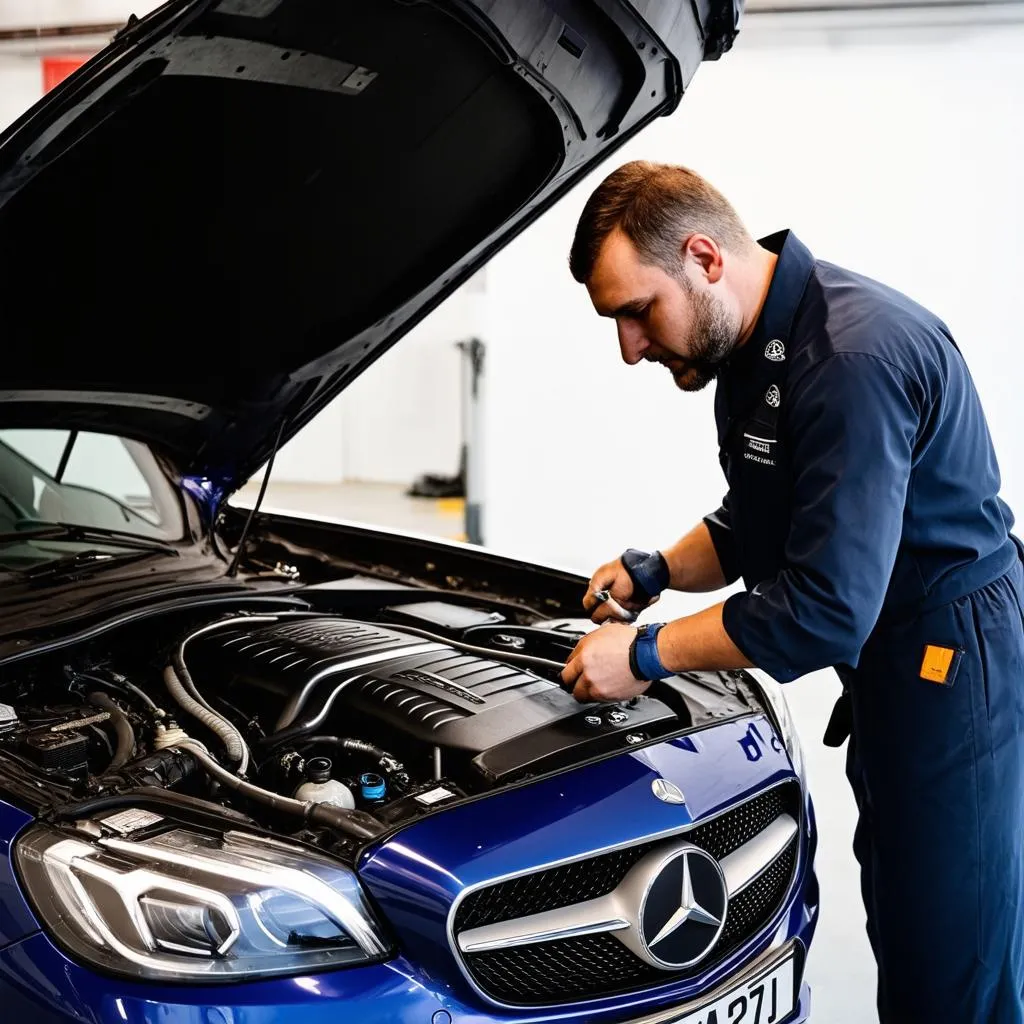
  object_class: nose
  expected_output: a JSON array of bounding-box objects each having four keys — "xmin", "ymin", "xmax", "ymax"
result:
[{"xmin": 616, "ymin": 319, "xmax": 648, "ymax": 365}]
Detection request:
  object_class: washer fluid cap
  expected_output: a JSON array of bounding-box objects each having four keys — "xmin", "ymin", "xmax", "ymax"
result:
[{"xmin": 359, "ymin": 772, "xmax": 386, "ymax": 802}]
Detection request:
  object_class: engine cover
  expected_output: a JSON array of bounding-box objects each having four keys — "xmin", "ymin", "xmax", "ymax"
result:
[{"xmin": 191, "ymin": 616, "xmax": 678, "ymax": 782}]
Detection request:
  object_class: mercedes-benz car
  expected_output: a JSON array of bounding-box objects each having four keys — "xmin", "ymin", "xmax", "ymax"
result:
[{"xmin": 0, "ymin": 2, "xmax": 817, "ymax": 1022}]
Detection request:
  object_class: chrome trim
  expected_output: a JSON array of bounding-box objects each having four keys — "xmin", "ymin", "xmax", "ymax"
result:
[
  {"xmin": 445, "ymin": 776, "xmax": 804, "ymax": 1010},
  {"xmin": 456, "ymin": 815, "xmax": 795, "ymax": 958},
  {"xmin": 719, "ymin": 814, "xmax": 798, "ymax": 897},
  {"xmin": 460, "ymin": 915, "xmax": 631, "ymax": 953},
  {"xmin": 274, "ymin": 643, "xmax": 444, "ymax": 730}
]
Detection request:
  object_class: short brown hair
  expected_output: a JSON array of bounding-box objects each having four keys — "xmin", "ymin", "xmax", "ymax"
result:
[{"xmin": 569, "ymin": 161, "xmax": 754, "ymax": 283}]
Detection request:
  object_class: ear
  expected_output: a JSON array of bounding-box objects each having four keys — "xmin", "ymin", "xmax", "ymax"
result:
[{"xmin": 681, "ymin": 234, "xmax": 724, "ymax": 284}]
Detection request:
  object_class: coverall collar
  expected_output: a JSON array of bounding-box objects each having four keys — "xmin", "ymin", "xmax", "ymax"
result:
[{"xmin": 743, "ymin": 229, "xmax": 816, "ymax": 359}]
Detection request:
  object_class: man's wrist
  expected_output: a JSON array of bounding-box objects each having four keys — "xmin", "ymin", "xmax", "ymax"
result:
[{"xmin": 660, "ymin": 544, "xmax": 687, "ymax": 591}]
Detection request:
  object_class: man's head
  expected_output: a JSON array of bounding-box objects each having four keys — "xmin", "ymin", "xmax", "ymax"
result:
[{"xmin": 569, "ymin": 161, "xmax": 759, "ymax": 391}]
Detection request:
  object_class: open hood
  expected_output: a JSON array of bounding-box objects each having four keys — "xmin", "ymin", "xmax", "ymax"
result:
[{"xmin": 0, "ymin": 0, "xmax": 739, "ymax": 491}]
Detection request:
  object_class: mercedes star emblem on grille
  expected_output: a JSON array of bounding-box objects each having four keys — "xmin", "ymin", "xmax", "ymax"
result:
[
  {"xmin": 637, "ymin": 847, "xmax": 728, "ymax": 969},
  {"xmin": 651, "ymin": 778, "xmax": 686, "ymax": 804}
]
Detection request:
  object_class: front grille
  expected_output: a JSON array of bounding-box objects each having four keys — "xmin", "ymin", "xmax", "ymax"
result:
[
  {"xmin": 467, "ymin": 931, "xmax": 662, "ymax": 1004},
  {"xmin": 718, "ymin": 839, "xmax": 797, "ymax": 952},
  {"xmin": 454, "ymin": 782, "xmax": 801, "ymax": 1006},
  {"xmin": 455, "ymin": 783, "xmax": 795, "ymax": 933}
]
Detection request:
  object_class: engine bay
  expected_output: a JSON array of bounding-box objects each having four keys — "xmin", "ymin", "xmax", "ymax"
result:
[{"xmin": 0, "ymin": 583, "xmax": 764, "ymax": 858}]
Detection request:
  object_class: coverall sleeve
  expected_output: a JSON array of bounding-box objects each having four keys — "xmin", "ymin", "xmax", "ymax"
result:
[
  {"xmin": 721, "ymin": 352, "xmax": 921, "ymax": 682},
  {"xmin": 703, "ymin": 493, "xmax": 742, "ymax": 585}
]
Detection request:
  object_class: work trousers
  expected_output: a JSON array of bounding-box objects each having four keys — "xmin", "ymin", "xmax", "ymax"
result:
[{"xmin": 845, "ymin": 562, "xmax": 1024, "ymax": 1022}]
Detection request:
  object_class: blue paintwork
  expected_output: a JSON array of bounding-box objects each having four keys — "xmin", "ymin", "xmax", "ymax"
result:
[
  {"xmin": 0, "ymin": 717, "xmax": 818, "ymax": 1023},
  {"xmin": 359, "ymin": 713, "xmax": 812, "ymax": 1014},
  {"xmin": 0, "ymin": 931, "xmax": 813, "ymax": 1024},
  {"xmin": 179, "ymin": 475, "xmax": 231, "ymax": 527},
  {"xmin": 0, "ymin": 800, "xmax": 40, "ymax": 950}
]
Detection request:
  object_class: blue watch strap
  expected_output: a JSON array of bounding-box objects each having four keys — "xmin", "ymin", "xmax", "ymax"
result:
[{"xmin": 633, "ymin": 623, "xmax": 668, "ymax": 681}]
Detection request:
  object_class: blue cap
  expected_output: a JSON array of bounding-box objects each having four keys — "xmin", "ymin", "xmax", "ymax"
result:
[{"xmin": 359, "ymin": 772, "xmax": 386, "ymax": 802}]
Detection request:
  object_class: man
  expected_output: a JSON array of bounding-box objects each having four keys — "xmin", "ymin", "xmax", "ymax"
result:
[{"xmin": 561, "ymin": 161, "xmax": 1024, "ymax": 1023}]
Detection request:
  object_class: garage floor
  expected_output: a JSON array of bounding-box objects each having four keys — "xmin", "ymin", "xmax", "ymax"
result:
[
  {"xmin": 234, "ymin": 480, "xmax": 467, "ymax": 540},
  {"xmin": 231, "ymin": 480, "xmax": 879, "ymax": 1023}
]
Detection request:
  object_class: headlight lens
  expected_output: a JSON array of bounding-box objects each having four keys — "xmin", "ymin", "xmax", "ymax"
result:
[
  {"xmin": 746, "ymin": 668, "xmax": 806, "ymax": 780},
  {"xmin": 15, "ymin": 821, "xmax": 390, "ymax": 980}
]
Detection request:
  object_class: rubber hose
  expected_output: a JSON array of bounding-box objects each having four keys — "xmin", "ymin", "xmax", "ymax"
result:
[
  {"xmin": 339, "ymin": 738, "xmax": 389, "ymax": 760},
  {"xmin": 53, "ymin": 786, "xmax": 257, "ymax": 826},
  {"xmin": 259, "ymin": 734, "xmax": 388, "ymax": 760},
  {"xmin": 87, "ymin": 692, "xmax": 136, "ymax": 772},
  {"xmin": 172, "ymin": 615, "xmax": 284, "ymax": 772},
  {"xmin": 110, "ymin": 671, "xmax": 164, "ymax": 715},
  {"xmin": 163, "ymin": 666, "xmax": 246, "ymax": 768},
  {"xmin": 176, "ymin": 741, "xmax": 384, "ymax": 842}
]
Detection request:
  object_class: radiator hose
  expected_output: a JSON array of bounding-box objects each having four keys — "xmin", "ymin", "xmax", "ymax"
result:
[
  {"xmin": 163, "ymin": 666, "xmax": 248, "ymax": 771},
  {"xmin": 87, "ymin": 692, "xmax": 136, "ymax": 772},
  {"xmin": 176, "ymin": 740, "xmax": 384, "ymax": 842}
]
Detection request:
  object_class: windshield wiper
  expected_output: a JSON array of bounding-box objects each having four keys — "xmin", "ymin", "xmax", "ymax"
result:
[
  {"xmin": 0, "ymin": 523, "xmax": 179, "ymax": 556},
  {"xmin": 10, "ymin": 547, "xmax": 168, "ymax": 582}
]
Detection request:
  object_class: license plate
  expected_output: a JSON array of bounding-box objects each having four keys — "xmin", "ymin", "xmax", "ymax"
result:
[{"xmin": 674, "ymin": 952, "xmax": 796, "ymax": 1024}]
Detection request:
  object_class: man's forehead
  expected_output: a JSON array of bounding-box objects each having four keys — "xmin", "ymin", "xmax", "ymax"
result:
[{"xmin": 587, "ymin": 230, "xmax": 656, "ymax": 314}]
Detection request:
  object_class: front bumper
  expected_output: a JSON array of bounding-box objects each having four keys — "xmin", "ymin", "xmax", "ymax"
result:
[
  {"xmin": 0, "ymin": 930, "xmax": 812, "ymax": 1024},
  {"xmin": 0, "ymin": 714, "xmax": 818, "ymax": 1023}
]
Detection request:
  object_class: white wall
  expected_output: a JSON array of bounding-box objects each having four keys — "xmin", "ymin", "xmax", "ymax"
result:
[
  {"xmin": 0, "ymin": 1, "xmax": 158, "ymax": 29},
  {"xmin": 271, "ymin": 284, "xmax": 479, "ymax": 485},
  {"xmin": 338, "ymin": 278, "xmax": 484, "ymax": 484},
  {"xmin": 0, "ymin": 54, "xmax": 43, "ymax": 131},
  {"xmin": 480, "ymin": 18, "xmax": 1024, "ymax": 581}
]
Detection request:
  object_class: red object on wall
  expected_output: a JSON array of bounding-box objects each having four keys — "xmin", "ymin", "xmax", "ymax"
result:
[{"xmin": 42, "ymin": 55, "xmax": 90, "ymax": 93}]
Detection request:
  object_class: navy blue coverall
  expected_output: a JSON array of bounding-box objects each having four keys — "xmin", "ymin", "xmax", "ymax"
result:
[{"xmin": 704, "ymin": 231, "xmax": 1024, "ymax": 1022}]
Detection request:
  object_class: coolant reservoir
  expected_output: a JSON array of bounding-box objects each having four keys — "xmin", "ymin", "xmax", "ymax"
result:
[{"xmin": 293, "ymin": 756, "xmax": 355, "ymax": 809}]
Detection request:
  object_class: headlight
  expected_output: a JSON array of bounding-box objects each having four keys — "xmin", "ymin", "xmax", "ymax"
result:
[
  {"xmin": 14, "ymin": 821, "xmax": 391, "ymax": 981},
  {"xmin": 746, "ymin": 668, "xmax": 806, "ymax": 780}
]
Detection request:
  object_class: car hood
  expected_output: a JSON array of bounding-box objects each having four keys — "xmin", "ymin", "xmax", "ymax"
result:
[{"xmin": 0, "ymin": 0, "xmax": 738, "ymax": 491}]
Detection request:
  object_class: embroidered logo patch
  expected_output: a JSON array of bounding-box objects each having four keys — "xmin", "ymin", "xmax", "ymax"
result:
[
  {"xmin": 743, "ymin": 433, "xmax": 777, "ymax": 467},
  {"xmin": 765, "ymin": 385, "xmax": 781, "ymax": 409},
  {"xmin": 765, "ymin": 339, "xmax": 786, "ymax": 362}
]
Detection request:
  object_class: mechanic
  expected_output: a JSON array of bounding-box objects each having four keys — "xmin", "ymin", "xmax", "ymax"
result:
[{"xmin": 561, "ymin": 161, "xmax": 1024, "ymax": 1024}]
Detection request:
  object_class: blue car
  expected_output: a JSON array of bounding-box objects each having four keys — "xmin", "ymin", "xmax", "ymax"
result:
[{"xmin": 0, "ymin": 1, "xmax": 816, "ymax": 1022}]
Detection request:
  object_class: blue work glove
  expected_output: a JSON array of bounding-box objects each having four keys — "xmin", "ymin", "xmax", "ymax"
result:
[{"xmin": 620, "ymin": 548, "xmax": 671, "ymax": 604}]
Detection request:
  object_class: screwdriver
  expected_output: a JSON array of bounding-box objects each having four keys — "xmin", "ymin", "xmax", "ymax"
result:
[{"xmin": 591, "ymin": 589, "xmax": 638, "ymax": 623}]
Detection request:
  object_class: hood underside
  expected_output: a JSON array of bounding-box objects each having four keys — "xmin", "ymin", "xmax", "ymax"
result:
[{"xmin": 0, "ymin": 0, "xmax": 737, "ymax": 487}]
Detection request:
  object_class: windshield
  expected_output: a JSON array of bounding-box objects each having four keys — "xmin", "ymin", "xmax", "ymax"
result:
[{"xmin": 0, "ymin": 429, "xmax": 185, "ymax": 570}]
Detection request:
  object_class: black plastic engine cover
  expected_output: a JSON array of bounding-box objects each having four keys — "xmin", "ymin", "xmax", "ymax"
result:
[{"xmin": 190, "ymin": 616, "xmax": 679, "ymax": 777}]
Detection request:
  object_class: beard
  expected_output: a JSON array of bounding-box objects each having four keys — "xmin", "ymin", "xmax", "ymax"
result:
[{"xmin": 663, "ymin": 279, "xmax": 740, "ymax": 392}]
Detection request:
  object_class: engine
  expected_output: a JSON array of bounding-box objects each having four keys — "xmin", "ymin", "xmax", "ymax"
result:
[
  {"xmin": 188, "ymin": 613, "xmax": 677, "ymax": 787},
  {"xmin": 0, "ymin": 594, "xmax": 757, "ymax": 853}
]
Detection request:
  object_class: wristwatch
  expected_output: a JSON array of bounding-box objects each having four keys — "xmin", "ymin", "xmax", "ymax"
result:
[{"xmin": 628, "ymin": 622, "xmax": 668, "ymax": 682}]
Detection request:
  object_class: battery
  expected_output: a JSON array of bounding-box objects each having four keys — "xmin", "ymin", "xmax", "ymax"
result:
[{"xmin": 21, "ymin": 730, "xmax": 89, "ymax": 773}]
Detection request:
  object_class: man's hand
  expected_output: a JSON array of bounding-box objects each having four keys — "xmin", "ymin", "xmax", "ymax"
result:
[
  {"xmin": 583, "ymin": 558, "xmax": 649, "ymax": 623},
  {"xmin": 560, "ymin": 623, "xmax": 650, "ymax": 702}
]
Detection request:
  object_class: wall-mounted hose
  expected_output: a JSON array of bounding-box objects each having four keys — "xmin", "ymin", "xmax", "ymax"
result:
[{"xmin": 86, "ymin": 692, "xmax": 135, "ymax": 772}]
